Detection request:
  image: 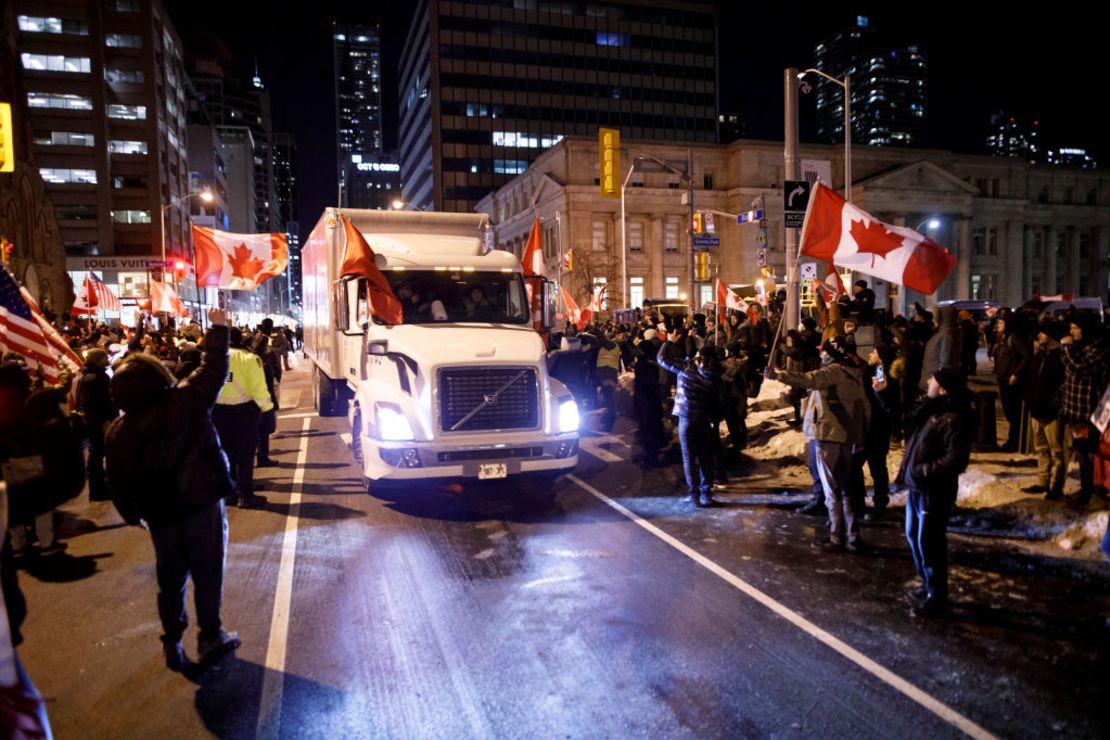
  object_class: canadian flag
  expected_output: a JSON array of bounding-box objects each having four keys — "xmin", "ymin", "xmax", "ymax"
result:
[
  {"xmin": 560, "ymin": 287, "xmax": 581, "ymax": 327},
  {"xmin": 150, "ymin": 280, "xmax": 188, "ymax": 317},
  {"xmin": 192, "ymin": 225, "xmax": 288, "ymax": 291},
  {"xmin": 715, "ymin": 277, "xmax": 749, "ymax": 313},
  {"xmin": 813, "ymin": 262, "xmax": 848, "ymax": 300},
  {"xmin": 800, "ymin": 182, "xmax": 956, "ymax": 295},
  {"xmin": 577, "ymin": 285, "xmax": 605, "ymax": 330},
  {"xmin": 521, "ymin": 218, "xmax": 544, "ymax": 278}
]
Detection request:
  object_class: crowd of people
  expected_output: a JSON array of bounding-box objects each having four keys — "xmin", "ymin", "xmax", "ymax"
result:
[
  {"xmin": 548, "ymin": 281, "xmax": 1110, "ymax": 617},
  {"xmin": 2, "ymin": 309, "xmax": 302, "ymax": 730}
]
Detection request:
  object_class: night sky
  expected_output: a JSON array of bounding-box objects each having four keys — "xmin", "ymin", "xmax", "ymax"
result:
[{"xmin": 165, "ymin": 1, "xmax": 1104, "ymax": 236}]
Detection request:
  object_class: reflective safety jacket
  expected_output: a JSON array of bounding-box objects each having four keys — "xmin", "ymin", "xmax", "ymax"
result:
[
  {"xmin": 217, "ymin": 347, "xmax": 274, "ymax": 412},
  {"xmin": 596, "ymin": 344, "xmax": 621, "ymax": 372}
]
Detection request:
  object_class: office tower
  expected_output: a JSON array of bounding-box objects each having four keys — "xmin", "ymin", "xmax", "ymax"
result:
[
  {"xmin": 399, "ymin": 0, "xmax": 719, "ymax": 212},
  {"xmin": 814, "ymin": 16, "xmax": 927, "ymax": 147}
]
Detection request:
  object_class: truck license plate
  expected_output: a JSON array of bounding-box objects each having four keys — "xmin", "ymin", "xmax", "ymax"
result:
[{"xmin": 478, "ymin": 463, "xmax": 507, "ymax": 480}]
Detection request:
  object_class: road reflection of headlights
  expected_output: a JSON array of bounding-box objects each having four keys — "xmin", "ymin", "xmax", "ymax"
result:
[{"xmin": 558, "ymin": 398, "xmax": 580, "ymax": 433}]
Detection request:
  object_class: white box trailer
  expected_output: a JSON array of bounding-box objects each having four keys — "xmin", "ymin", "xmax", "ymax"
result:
[{"xmin": 302, "ymin": 208, "xmax": 578, "ymax": 501}]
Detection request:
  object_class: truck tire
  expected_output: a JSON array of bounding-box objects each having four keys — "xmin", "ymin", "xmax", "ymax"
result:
[{"xmin": 316, "ymin": 366, "xmax": 342, "ymax": 417}]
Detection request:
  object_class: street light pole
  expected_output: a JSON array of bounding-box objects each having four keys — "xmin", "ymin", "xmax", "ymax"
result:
[
  {"xmin": 799, "ymin": 68, "xmax": 851, "ymax": 203},
  {"xmin": 784, "ymin": 68, "xmax": 801, "ymax": 335},
  {"xmin": 620, "ymin": 162, "xmax": 636, "ymax": 309}
]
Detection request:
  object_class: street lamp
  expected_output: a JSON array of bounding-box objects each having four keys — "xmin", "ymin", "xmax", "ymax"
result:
[
  {"xmin": 798, "ymin": 68, "xmax": 851, "ymax": 202},
  {"xmin": 159, "ymin": 190, "xmax": 213, "ymax": 308},
  {"xmin": 620, "ymin": 150, "xmax": 694, "ymax": 309},
  {"xmin": 391, "ymin": 199, "xmax": 425, "ymax": 212},
  {"xmin": 916, "ymin": 217, "xmax": 941, "ymax": 232}
]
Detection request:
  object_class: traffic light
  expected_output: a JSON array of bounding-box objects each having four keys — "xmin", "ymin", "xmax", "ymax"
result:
[
  {"xmin": 0, "ymin": 103, "xmax": 14, "ymax": 173},
  {"xmin": 692, "ymin": 211, "xmax": 703, "ymax": 234},
  {"xmin": 173, "ymin": 259, "xmax": 188, "ymax": 282},
  {"xmin": 695, "ymin": 251, "xmax": 709, "ymax": 281},
  {"xmin": 598, "ymin": 127, "xmax": 620, "ymax": 198}
]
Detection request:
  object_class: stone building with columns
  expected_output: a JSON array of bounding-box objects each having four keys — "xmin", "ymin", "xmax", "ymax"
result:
[{"xmin": 477, "ymin": 136, "xmax": 1110, "ymax": 315}]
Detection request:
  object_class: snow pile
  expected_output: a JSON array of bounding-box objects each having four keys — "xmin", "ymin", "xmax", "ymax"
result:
[{"xmin": 735, "ymin": 380, "xmax": 1110, "ymax": 558}]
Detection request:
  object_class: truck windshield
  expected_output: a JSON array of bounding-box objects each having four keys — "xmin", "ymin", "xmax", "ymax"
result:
[{"xmin": 376, "ymin": 269, "xmax": 529, "ymax": 325}]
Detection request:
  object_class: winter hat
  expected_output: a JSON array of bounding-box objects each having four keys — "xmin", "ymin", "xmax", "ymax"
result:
[
  {"xmin": 1036, "ymin": 318, "xmax": 1065, "ymax": 342},
  {"xmin": 932, "ymin": 367, "xmax": 967, "ymax": 396},
  {"xmin": 111, "ymin": 353, "xmax": 176, "ymax": 413},
  {"xmin": 821, "ymin": 335, "xmax": 855, "ymax": 362},
  {"xmin": 83, "ymin": 347, "xmax": 109, "ymax": 367},
  {"xmin": 854, "ymin": 279, "xmax": 869, "ymax": 289}
]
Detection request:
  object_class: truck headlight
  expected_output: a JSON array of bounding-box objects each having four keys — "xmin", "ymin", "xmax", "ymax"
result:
[
  {"xmin": 557, "ymin": 398, "xmax": 580, "ymax": 433},
  {"xmin": 376, "ymin": 403, "xmax": 414, "ymax": 441}
]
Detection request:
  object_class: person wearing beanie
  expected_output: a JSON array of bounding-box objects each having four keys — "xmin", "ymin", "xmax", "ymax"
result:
[
  {"xmin": 897, "ymin": 366, "xmax": 974, "ymax": 617},
  {"xmin": 1060, "ymin": 312, "xmax": 1110, "ymax": 504},
  {"xmin": 920, "ymin": 305, "xmax": 962, "ymax": 395},
  {"xmin": 769, "ymin": 334, "xmax": 871, "ymax": 550},
  {"xmin": 76, "ymin": 347, "xmax": 117, "ymax": 501},
  {"xmin": 1022, "ymin": 320, "xmax": 1068, "ymax": 498},
  {"xmin": 850, "ymin": 279, "xmax": 876, "ymax": 321},
  {"xmin": 657, "ymin": 340, "xmax": 727, "ymax": 507},
  {"xmin": 105, "ymin": 308, "xmax": 242, "ymax": 672}
]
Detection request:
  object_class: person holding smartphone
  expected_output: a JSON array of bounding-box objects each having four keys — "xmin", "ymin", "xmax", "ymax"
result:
[{"xmin": 857, "ymin": 344, "xmax": 901, "ymax": 519}]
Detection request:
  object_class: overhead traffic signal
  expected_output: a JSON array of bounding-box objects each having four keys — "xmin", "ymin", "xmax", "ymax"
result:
[
  {"xmin": 173, "ymin": 259, "xmax": 188, "ymax": 282},
  {"xmin": 692, "ymin": 211, "xmax": 703, "ymax": 234},
  {"xmin": 598, "ymin": 128, "xmax": 620, "ymax": 198},
  {"xmin": 0, "ymin": 103, "xmax": 14, "ymax": 173}
]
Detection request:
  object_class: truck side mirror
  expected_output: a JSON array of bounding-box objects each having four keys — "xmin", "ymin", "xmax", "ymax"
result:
[{"xmin": 541, "ymin": 280, "xmax": 557, "ymax": 330}]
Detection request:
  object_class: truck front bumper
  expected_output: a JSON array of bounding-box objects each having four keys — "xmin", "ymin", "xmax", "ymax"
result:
[{"xmin": 362, "ymin": 434, "xmax": 578, "ymax": 481}]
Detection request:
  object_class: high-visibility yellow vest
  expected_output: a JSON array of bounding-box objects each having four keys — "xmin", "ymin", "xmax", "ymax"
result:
[
  {"xmin": 217, "ymin": 348, "xmax": 274, "ymax": 411},
  {"xmin": 597, "ymin": 344, "xmax": 621, "ymax": 371}
]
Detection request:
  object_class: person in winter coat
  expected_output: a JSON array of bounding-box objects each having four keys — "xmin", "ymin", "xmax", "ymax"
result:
[
  {"xmin": 1022, "ymin": 319, "xmax": 1068, "ymax": 498},
  {"xmin": 897, "ymin": 367, "xmax": 974, "ymax": 617},
  {"xmin": 770, "ymin": 336, "xmax": 871, "ymax": 550},
  {"xmin": 919, "ymin": 305, "xmax": 962, "ymax": 393},
  {"xmin": 721, "ymin": 342, "xmax": 750, "ymax": 459},
  {"xmin": 632, "ymin": 329, "xmax": 665, "ymax": 468},
  {"xmin": 1060, "ymin": 312, "xmax": 1110, "ymax": 503},
  {"xmin": 993, "ymin": 313, "xmax": 1033, "ymax": 451},
  {"xmin": 105, "ymin": 308, "xmax": 241, "ymax": 672},
  {"xmin": 958, "ymin": 310, "xmax": 980, "ymax": 377},
  {"xmin": 76, "ymin": 348, "xmax": 118, "ymax": 501},
  {"xmin": 657, "ymin": 342, "xmax": 727, "ymax": 507},
  {"xmin": 851, "ymin": 343, "xmax": 900, "ymax": 518}
]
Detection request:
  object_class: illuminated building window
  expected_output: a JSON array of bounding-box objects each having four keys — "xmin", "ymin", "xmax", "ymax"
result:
[
  {"xmin": 107, "ymin": 104, "xmax": 147, "ymax": 120},
  {"xmin": 27, "ymin": 92, "xmax": 92, "ymax": 110},
  {"xmin": 39, "ymin": 168, "xmax": 98, "ymax": 184},
  {"xmin": 106, "ymin": 33, "xmax": 142, "ymax": 48},
  {"xmin": 109, "ymin": 140, "xmax": 148, "ymax": 155},
  {"xmin": 111, "ymin": 210, "xmax": 151, "ymax": 224},
  {"xmin": 35, "ymin": 131, "xmax": 94, "ymax": 146},
  {"xmin": 17, "ymin": 15, "xmax": 88, "ymax": 35},
  {"xmin": 20, "ymin": 53, "xmax": 91, "ymax": 73}
]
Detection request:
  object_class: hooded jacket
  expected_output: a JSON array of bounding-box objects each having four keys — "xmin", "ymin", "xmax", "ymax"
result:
[
  {"xmin": 897, "ymin": 394, "xmax": 973, "ymax": 500},
  {"xmin": 106, "ymin": 325, "xmax": 234, "ymax": 528},
  {"xmin": 919, "ymin": 306, "xmax": 962, "ymax": 391},
  {"xmin": 777, "ymin": 359, "xmax": 870, "ymax": 444}
]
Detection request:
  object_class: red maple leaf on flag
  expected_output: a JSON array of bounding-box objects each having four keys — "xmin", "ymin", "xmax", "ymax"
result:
[
  {"xmin": 229, "ymin": 243, "xmax": 265, "ymax": 279},
  {"xmin": 849, "ymin": 218, "xmax": 907, "ymax": 267}
]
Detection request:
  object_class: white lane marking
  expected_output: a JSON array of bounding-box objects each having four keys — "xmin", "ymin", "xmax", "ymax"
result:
[
  {"xmin": 256, "ymin": 417, "xmax": 312, "ymax": 739},
  {"xmin": 278, "ymin": 412, "xmax": 316, "ymax": 420},
  {"xmin": 566, "ymin": 474, "xmax": 999, "ymax": 740},
  {"xmin": 591, "ymin": 433, "xmax": 632, "ymax": 449},
  {"xmin": 579, "ymin": 437, "xmax": 622, "ymax": 463}
]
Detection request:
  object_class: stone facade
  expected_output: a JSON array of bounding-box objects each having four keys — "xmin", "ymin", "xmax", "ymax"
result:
[{"xmin": 477, "ymin": 137, "xmax": 1110, "ymax": 315}]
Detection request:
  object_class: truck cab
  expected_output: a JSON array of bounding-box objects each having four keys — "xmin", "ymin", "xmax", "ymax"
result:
[{"xmin": 302, "ymin": 209, "xmax": 578, "ymax": 502}]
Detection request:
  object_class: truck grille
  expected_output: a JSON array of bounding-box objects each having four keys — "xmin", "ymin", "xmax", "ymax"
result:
[{"xmin": 438, "ymin": 367, "xmax": 539, "ymax": 432}]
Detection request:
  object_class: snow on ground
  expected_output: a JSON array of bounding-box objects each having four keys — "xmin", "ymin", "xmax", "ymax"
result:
[{"xmin": 737, "ymin": 378, "xmax": 1110, "ymax": 560}]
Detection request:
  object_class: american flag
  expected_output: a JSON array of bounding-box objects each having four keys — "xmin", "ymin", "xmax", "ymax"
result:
[
  {"xmin": 0, "ymin": 265, "xmax": 67, "ymax": 384},
  {"xmin": 72, "ymin": 273, "xmax": 123, "ymax": 314}
]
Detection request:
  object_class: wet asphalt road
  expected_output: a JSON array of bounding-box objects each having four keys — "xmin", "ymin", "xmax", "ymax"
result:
[{"xmin": 15, "ymin": 364, "xmax": 1110, "ymax": 739}]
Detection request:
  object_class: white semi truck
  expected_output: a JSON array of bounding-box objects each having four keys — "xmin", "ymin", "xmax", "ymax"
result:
[{"xmin": 302, "ymin": 208, "xmax": 578, "ymax": 502}]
